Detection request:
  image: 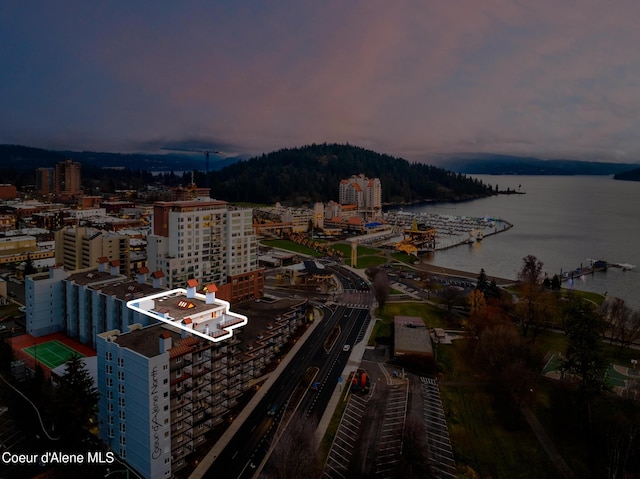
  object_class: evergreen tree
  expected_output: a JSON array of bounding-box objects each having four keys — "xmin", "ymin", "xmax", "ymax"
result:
[
  {"xmin": 52, "ymin": 354, "xmax": 99, "ymax": 450},
  {"xmin": 24, "ymin": 254, "xmax": 36, "ymax": 275},
  {"xmin": 476, "ymin": 268, "xmax": 489, "ymax": 294}
]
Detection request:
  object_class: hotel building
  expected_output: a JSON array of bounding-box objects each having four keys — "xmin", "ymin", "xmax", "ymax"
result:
[{"xmin": 338, "ymin": 174, "xmax": 382, "ymax": 220}]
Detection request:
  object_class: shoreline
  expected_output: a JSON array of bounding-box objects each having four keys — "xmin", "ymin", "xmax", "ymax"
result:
[{"xmin": 411, "ymin": 261, "xmax": 517, "ymax": 286}]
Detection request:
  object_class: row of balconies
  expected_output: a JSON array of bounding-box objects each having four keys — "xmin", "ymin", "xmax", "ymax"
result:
[{"xmin": 170, "ymin": 372, "xmax": 192, "ymax": 387}]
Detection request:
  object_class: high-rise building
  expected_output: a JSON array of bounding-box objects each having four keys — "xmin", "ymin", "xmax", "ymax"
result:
[
  {"xmin": 338, "ymin": 174, "xmax": 382, "ymax": 219},
  {"xmin": 147, "ymin": 197, "xmax": 263, "ymax": 302},
  {"xmin": 54, "ymin": 159, "xmax": 82, "ymax": 197},
  {"xmin": 96, "ymin": 286, "xmax": 308, "ymax": 478},
  {"xmin": 36, "ymin": 168, "xmax": 55, "ymax": 195}
]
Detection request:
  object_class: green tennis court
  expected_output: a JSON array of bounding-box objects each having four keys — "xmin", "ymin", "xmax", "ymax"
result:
[{"xmin": 22, "ymin": 340, "xmax": 85, "ymax": 369}]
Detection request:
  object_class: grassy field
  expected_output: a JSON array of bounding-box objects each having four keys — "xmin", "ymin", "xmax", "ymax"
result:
[
  {"xmin": 260, "ymin": 239, "xmax": 324, "ymax": 257},
  {"xmin": 442, "ymin": 383, "xmax": 557, "ymax": 478},
  {"xmin": 369, "ymin": 302, "xmax": 451, "ymax": 346},
  {"xmin": 390, "ymin": 251, "xmax": 419, "ymax": 265}
]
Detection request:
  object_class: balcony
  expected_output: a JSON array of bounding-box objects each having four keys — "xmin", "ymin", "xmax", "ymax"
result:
[{"xmin": 170, "ymin": 372, "xmax": 192, "ymax": 387}]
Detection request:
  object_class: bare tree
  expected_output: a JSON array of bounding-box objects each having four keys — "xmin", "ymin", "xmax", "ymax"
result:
[
  {"xmin": 441, "ymin": 286, "xmax": 463, "ymax": 319},
  {"xmin": 372, "ymin": 268, "xmax": 390, "ymax": 311},
  {"xmin": 478, "ymin": 322, "xmax": 522, "ymax": 374},
  {"xmin": 266, "ymin": 416, "xmax": 320, "ymax": 479},
  {"xmin": 601, "ymin": 298, "xmax": 640, "ymax": 352}
]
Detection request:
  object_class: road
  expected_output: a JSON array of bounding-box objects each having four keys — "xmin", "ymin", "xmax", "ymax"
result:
[{"xmin": 201, "ymin": 304, "xmax": 370, "ymax": 479}]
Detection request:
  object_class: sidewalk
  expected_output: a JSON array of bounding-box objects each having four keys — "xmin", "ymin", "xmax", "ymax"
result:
[{"xmin": 314, "ymin": 304, "xmax": 378, "ymax": 444}]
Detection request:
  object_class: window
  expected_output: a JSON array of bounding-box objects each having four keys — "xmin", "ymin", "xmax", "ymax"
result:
[
  {"xmin": 119, "ymin": 436, "xmax": 126, "ymax": 446},
  {"xmin": 108, "ymin": 415, "xmax": 114, "ymax": 425},
  {"xmin": 106, "ymin": 365, "xmax": 113, "ymax": 374},
  {"xmin": 108, "ymin": 428, "xmax": 114, "ymax": 438},
  {"xmin": 119, "ymin": 410, "xmax": 126, "ymax": 420},
  {"xmin": 117, "ymin": 357, "xmax": 124, "ymax": 367},
  {"xmin": 107, "ymin": 403, "xmax": 114, "ymax": 413},
  {"xmin": 118, "ymin": 384, "xmax": 125, "ymax": 394},
  {"xmin": 106, "ymin": 390, "xmax": 113, "ymax": 400},
  {"xmin": 106, "ymin": 352, "xmax": 112, "ymax": 361},
  {"xmin": 119, "ymin": 397, "xmax": 125, "ymax": 407},
  {"xmin": 106, "ymin": 378, "xmax": 113, "ymax": 387},
  {"xmin": 119, "ymin": 423, "xmax": 126, "ymax": 433},
  {"xmin": 118, "ymin": 370, "xmax": 125, "ymax": 381}
]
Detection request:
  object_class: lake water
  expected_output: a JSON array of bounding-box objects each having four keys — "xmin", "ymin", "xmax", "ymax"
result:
[{"xmin": 394, "ymin": 175, "xmax": 640, "ymax": 310}]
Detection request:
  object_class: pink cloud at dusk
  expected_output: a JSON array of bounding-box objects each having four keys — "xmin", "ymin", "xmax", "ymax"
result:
[{"xmin": 2, "ymin": 1, "xmax": 640, "ymax": 162}]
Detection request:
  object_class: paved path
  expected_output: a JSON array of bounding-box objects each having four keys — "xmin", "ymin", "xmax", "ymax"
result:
[{"xmin": 520, "ymin": 406, "xmax": 574, "ymax": 478}]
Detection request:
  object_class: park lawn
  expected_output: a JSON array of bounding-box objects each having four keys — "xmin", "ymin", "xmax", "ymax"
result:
[
  {"xmin": 438, "ymin": 340, "xmax": 557, "ymax": 478},
  {"xmin": 369, "ymin": 301, "xmax": 451, "ymax": 346},
  {"xmin": 441, "ymin": 384, "xmax": 557, "ymax": 478},
  {"xmin": 390, "ymin": 252, "xmax": 418, "ymax": 264},
  {"xmin": 260, "ymin": 239, "xmax": 323, "ymax": 257},
  {"xmin": 348, "ymin": 255, "xmax": 387, "ymax": 269},
  {"xmin": 332, "ymin": 242, "xmax": 385, "ymax": 258}
]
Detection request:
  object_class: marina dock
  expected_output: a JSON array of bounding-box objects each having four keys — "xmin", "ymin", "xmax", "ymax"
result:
[{"xmin": 381, "ymin": 210, "xmax": 513, "ymax": 253}]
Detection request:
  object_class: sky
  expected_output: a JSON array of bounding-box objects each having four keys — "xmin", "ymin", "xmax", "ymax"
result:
[{"xmin": 2, "ymin": 1, "xmax": 640, "ymax": 163}]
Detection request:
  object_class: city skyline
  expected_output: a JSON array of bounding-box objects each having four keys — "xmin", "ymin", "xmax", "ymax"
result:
[{"xmin": 2, "ymin": 2, "xmax": 640, "ymax": 163}]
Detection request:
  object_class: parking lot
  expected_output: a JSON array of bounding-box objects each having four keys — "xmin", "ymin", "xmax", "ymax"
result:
[{"xmin": 323, "ymin": 361, "xmax": 454, "ymax": 478}]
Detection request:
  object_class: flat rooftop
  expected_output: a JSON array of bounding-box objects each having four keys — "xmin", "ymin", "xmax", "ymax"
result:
[
  {"xmin": 394, "ymin": 316, "xmax": 433, "ymax": 356},
  {"xmin": 126, "ymin": 288, "xmax": 248, "ymax": 343}
]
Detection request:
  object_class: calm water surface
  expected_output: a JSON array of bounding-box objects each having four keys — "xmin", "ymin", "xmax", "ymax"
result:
[{"xmin": 396, "ymin": 175, "xmax": 640, "ymax": 309}]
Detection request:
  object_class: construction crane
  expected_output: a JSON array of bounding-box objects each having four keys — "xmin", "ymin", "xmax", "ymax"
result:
[{"xmin": 203, "ymin": 151, "xmax": 220, "ymax": 188}]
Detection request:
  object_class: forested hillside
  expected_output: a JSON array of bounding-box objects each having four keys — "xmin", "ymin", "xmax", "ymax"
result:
[
  {"xmin": 210, "ymin": 143, "xmax": 492, "ymax": 205},
  {"xmin": 614, "ymin": 167, "xmax": 640, "ymax": 181}
]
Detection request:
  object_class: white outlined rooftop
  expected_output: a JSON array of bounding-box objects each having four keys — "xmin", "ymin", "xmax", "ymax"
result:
[{"xmin": 126, "ymin": 282, "xmax": 247, "ymax": 342}]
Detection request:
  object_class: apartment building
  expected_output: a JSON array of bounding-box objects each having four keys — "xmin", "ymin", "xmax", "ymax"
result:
[
  {"xmin": 25, "ymin": 262, "xmax": 165, "ymax": 344},
  {"xmin": 54, "ymin": 158, "xmax": 82, "ymax": 197},
  {"xmin": 54, "ymin": 226, "xmax": 131, "ymax": 276},
  {"xmin": 96, "ymin": 287, "xmax": 308, "ymax": 478},
  {"xmin": 147, "ymin": 197, "xmax": 263, "ymax": 302}
]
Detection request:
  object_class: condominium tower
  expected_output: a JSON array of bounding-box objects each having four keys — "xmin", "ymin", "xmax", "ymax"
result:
[{"xmin": 147, "ymin": 197, "xmax": 264, "ymax": 302}]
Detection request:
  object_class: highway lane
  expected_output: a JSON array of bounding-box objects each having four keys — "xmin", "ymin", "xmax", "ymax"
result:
[{"xmin": 302, "ymin": 307, "xmax": 370, "ymax": 422}]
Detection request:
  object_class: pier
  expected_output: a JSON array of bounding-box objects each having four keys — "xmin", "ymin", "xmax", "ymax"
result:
[{"xmin": 560, "ymin": 260, "xmax": 609, "ymax": 282}]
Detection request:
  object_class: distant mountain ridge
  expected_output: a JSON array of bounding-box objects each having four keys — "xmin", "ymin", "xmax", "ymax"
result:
[
  {"xmin": 0, "ymin": 143, "xmax": 494, "ymax": 205},
  {"xmin": 0, "ymin": 144, "xmax": 243, "ymax": 173},
  {"xmin": 436, "ymin": 153, "xmax": 636, "ymax": 176}
]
